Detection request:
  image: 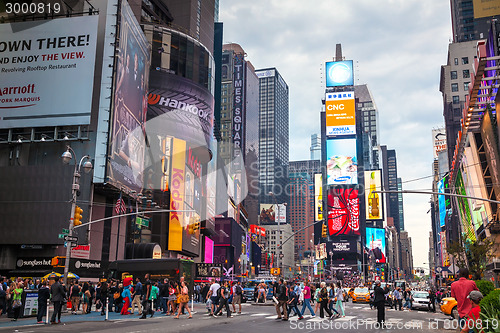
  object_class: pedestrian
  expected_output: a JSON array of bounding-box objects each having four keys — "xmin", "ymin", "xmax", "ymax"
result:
[
  {"xmin": 318, "ymin": 282, "xmax": 332, "ymax": 319},
  {"xmin": 373, "ymin": 280, "xmax": 388, "ymax": 328},
  {"xmin": 451, "ymin": 267, "xmax": 479, "ymax": 327},
  {"xmin": 213, "ymin": 281, "xmax": 232, "ymax": 318},
  {"xmin": 201, "ymin": 282, "xmax": 209, "ymax": 304},
  {"xmin": 36, "ymin": 280, "xmax": 50, "ymax": 323},
  {"xmin": 131, "ymin": 278, "xmax": 142, "ymax": 315},
  {"xmin": 429, "ymin": 289, "xmax": 436, "ymax": 312},
  {"xmin": 108, "ymin": 281, "xmax": 117, "ymax": 312},
  {"xmin": 460, "ymin": 290, "xmax": 483, "ymax": 333},
  {"xmin": 50, "ymin": 276, "xmax": 65, "ymax": 324},
  {"xmin": 87, "ymin": 282, "xmax": 95, "ymax": 313},
  {"xmin": 11, "ymin": 282, "xmax": 23, "ymax": 321},
  {"xmin": 195, "ymin": 283, "xmax": 201, "ymax": 303},
  {"xmin": 82, "ymin": 282, "xmax": 91, "ymax": 314},
  {"xmin": 70, "ymin": 280, "xmax": 81, "ymax": 314},
  {"xmin": 121, "ymin": 277, "xmax": 133, "ymax": 315},
  {"xmin": 99, "ymin": 281, "xmax": 108, "ymax": 316},
  {"xmin": 149, "ymin": 282, "xmax": 159, "ymax": 317},
  {"xmin": 274, "ymin": 279, "xmax": 288, "ymax": 321},
  {"xmin": 328, "ymin": 283, "xmax": 340, "ymax": 318},
  {"xmin": 287, "ymin": 284, "xmax": 303, "ymax": 320},
  {"xmin": 174, "ymin": 280, "xmax": 193, "ymax": 319},
  {"xmin": 140, "ymin": 273, "xmax": 153, "ymax": 319},
  {"xmin": 403, "ymin": 288, "xmax": 412, "ymax": 311},
  {"xmin": 0, "ymin": 279, "xmax": 6, "ymax": 317},
  {"xmin": 393, "ymin": 287, "xmax": 403, "ymax": 311},
  {"xmin": 335, "ymin": 282, "xmax": 345, "ymax": 317},
  {"xmin": 160, "ymin": 279, "xmax": 169, "ymax": 314},
  {"xmin": 232, "ymin": 281, "xmax": 242, "ymax": 314},
  {"xmin": 206, "ymin": 278, "xmax": 220, "ymax": 316},
  {"xmin": 300, "ymin": 281, "xmax": 315, "ymax": 317}
]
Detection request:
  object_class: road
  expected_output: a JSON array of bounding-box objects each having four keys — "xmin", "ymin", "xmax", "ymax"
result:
[{"xmin": 0, "ymin": 301, "xmax": 457, "ymax": 333}]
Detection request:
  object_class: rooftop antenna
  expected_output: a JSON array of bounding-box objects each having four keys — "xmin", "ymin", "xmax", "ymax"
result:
[{"xmin": 335, "ymin": 43, "xmax": 343, "ymax": 61}]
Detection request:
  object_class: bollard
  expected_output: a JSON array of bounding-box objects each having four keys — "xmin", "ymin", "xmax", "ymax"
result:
[
  {"xmin": 191, "ymin": 294, "xmax": 194, "ymax": 312},
  {"xmin": 45, "ymin": 299, "xmax": 49, "ymax": 324},
  {"xmin": 105, "ymin": 297, "xmax": 109, "ymax": 321}
]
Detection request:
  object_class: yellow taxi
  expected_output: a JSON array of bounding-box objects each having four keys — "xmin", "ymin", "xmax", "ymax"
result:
[
  {"xmin": 351, "ymin": 287, "xmax": 370, "ymax": 303},
  {"xmin": 440, "ymin": 297, "xmax": 458, "ymax": 318}
]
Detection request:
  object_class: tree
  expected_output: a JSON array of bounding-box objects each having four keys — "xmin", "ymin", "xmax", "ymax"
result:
[{"xmin": 447, "ymin": 235, "xmax": 496, "ymax": 280}]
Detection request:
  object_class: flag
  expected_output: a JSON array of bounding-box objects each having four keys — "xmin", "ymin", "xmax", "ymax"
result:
[{"xmin": 115, "ymin": 193, "xmax": 126, "ymax": 214}]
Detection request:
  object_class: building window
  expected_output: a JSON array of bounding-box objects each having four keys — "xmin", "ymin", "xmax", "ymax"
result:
[
  {"xmin": 463, "ymin": 69, "xmax": 470, "ymax": 78},
  {"xmin": 451, "ymin": 83, "xmax": 458, "ymax": 92},
  {"xmin": 450, "ymin": 71, "xmax": 457, "ymax": 80},
  {"xmin": 464, "ymin": 82, "xmax": 470, "ymax": 91},
  {"xmin": 454, "ymin": 58, "xmax": 458, "ymax": 66},
  {"xmin": 462, "ymin": 57, "xmax": 469, "ymax": 65},
  {"xmin": 452, "ymin": 96, "xmax": 459, "ymax": 104}
]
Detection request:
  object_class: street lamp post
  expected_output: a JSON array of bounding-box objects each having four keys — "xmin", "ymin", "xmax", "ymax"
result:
[{"xmin": 61, "ymin": 146, "xmax": 92, "ymax": 287}]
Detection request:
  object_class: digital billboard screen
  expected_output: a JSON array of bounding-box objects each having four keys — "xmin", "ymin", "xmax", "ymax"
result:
[
  {"xmin": 438, "ymin": 178, "xmax": 446, "ymax": 228},
  {"xmin": 327, "ymin": 188, "xmax": 360, "ymax": 236},
  {"xmin": 364, "ymin": 170, "xmax": 383, "ymax": 220},
  {"xmin": 326, "ymin": 138, "xmax": 358, "ymax": 185},
  {"xmin": 325, "ymin": 91, "xmax": 355, "ymax": 136},
  {"xmin": 366, "ymin": 227, "xmax": 386, "ymax": 264},
  {"xmin": 0, "ymin": 16, "xmax": 98, "ymax": 128},
  {"xmin": 107, "ymin": 0, "xmax": 150, "ymax": 193},
  {"xmin": 314, "ymin": 173, "xmax": 323, "ymax": 221},
  {"xmin": 325, "ymin": 60, "xmax": 354, "ymax": 87}
]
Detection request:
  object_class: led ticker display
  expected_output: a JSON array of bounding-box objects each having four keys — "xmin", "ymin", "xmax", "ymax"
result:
[
  {"xmin": 325, "ymin": 60, "xmax": 354, "ymax": 87},
  {"xmin": 327, "ymin": 188, "xmax": 360, "ymax": 236}
]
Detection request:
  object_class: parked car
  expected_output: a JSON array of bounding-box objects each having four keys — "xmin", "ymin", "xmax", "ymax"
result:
[
  {"xmin": 411, "ymin": 291, "xmax": 430, "ymax": 310},
  {"xmin": 351, "ymin": 287, "xmax": 370, "ymax": 303},
  {"xmin": 440, "ymin": 297, "xmax": 458, "ymax": 319}
]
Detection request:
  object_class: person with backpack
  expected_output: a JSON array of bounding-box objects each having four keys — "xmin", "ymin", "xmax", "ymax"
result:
[
  {"xmin": 232, "ymin": 281, "xmax": 242, "ymax": 314},
  {"xmin": 318, "ymin": 282, "xmax": 332, "ymax": 319},
  {"xmin": 213, "ymin": 281, "xmax": 232, "ymax": 318},
  {"xmin": 287, "ymin": 284, "xmax": 304, "ymax": 320}
]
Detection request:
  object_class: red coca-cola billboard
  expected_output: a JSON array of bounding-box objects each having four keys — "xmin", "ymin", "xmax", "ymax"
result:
[{"xmin": 327, "ymin": 188, "xmax": 360, "ymax": 236}]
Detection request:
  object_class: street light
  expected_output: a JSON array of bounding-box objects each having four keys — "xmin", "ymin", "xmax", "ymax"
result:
[
  {"xmin": 61, "ymin": 145, "xmax": 92, "ymax": 287},
  {"xmin": 268, "ymin": 191, "xmax": 286, "ymax": 276}
]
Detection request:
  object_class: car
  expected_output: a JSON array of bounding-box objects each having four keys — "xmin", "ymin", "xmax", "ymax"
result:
[
  {"xmin": 351, "ymin": 287, "xmax": 370, "ymax": 303},
  {"xmin": 440, "ymin": 297, "xmax": 458, "ymax": 319},
  {"xmin": 411, "ymin": 291, "xmax": 430, "ymax": 310}
]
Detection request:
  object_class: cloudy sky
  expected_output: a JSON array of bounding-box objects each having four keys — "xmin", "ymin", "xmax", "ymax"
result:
[{"xmin": 220, "ymin": 0, "xmax": 452, "ymax": 271}]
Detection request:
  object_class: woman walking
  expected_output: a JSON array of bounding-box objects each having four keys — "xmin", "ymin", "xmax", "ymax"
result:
[
  {"xmin": 11, "ymin": 282, "xmax": 23, "ymax": 321},
  {"xmin": 318, "ymin": 282, "xmax": 332, "ymax": 319},
  {"xmin": 313, "ymin": 283, "xmax": 321, "ymax": 315},
  {"xmin": 335, "ymin": 282, "xmax": 345, "ymax": 317},
  {"xmin": 174, "ymin": 281, "xmax": 192, "ymax": 319}
]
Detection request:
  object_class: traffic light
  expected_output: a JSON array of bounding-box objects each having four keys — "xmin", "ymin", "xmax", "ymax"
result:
[
  {"xmin": 188, "ymin": 223, "xmax": 194, "ymax": 234},
  {"xmin": 73, "ymin": 206, "xmax": 83, "ymax": 226},
  {"xmin": 322, "ymin": 223, "xmax": 327, "ymax": 238},
  {"xmin": 193, "ymin": 221, "xmax": 200, "ymax": 232}
]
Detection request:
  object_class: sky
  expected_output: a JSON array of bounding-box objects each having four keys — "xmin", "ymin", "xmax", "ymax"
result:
[{"xmin": 219, "ymin": 0, "xmax": 453, "ymax": 272}]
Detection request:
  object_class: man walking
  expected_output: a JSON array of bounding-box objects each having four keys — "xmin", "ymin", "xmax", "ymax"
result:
[
  {"xmin": 232, "ymin": 281, "xmax": 242, "ymax": 314},
  {"xmin": 373, "ymin": 280, "xmax": 388, "ymax": 328},
  {"xmin": 393, "ymin": 287, "xmax": 403, "ymax": 311},
  {"xmin": 37, "ymin": 280, "xmax": 50, "ymax": 323},
  {"xmin": 451, "ymin": 267, "xmax": 478, "ymax": 326},
  {"xmin": 69, "ymin": 280, "xmax": 81, "ymax": 314},
  {"xmin": 206, "ymin": 278, "xmax": 220, "ymax": 316},
  {"xmin": 300, "ymin": 282, "xmax": 315, "ymax": 317},
  {"xmin": 140, "ymin": 274, "xmax": 153, "ymax": 319},
  {"xmin": 213, "ymin": 281, "xmax": 232, "ymax": 318},
  {"xmin": 50, "ymin": 276, "xmax": 66, "ymax": 324},
  {"xmin": 131, "ymin": 278, "xmax": 142, "ymax": 315},
  {"xmin": 275, "ymin": 279, "xmax": 288, "ymax": 321}
]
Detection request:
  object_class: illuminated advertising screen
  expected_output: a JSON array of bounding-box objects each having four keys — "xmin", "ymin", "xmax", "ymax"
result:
[
  {"xmin": 455, "ymin": 170, "xmax": 476, "ymax": 241},
  {"xmin": 314, "ymin": 173, "xmax": 323, "ymax": 221},
  {"xmin": 364, "ymin": 170, "xmax": 383, "ymax": 220},
  {"xmin": 204, "ymin": 237, "xmax": 214, "ymax": 263},
  {"xmin": 325, "ymin": 60, "xmax": 354, "ymax": 87},
  {"xmin": 480, "ymin": 108, "xmax": 500, "ymax": 202},
  {"xmin": 325, "ymin": 91, "xmax": 355, "ymax": 136},
  {"xmin": 0, "ymin": 16, "xmax": 98, "ymax": 128},
  {"xmin": 438, "ymin": 178, "xmax": 446, "ymax": 228},
  {"xmin": 327, "ymin": 188, "xmax": 360, "ymax": 236},
  {"xmin": 326, "ymin": 138, "xmax": 358, "ymax": 185},
  {"xmin": 168, "ymin": 138, "xmax": 186, "ymax": 251},
  {"xmin": 259, "ymin": 204, "xmax": 285, "ymax": 223},
  {"xmin": 107, "ymin": 0, "xmax": 150, "ymax": 193},
  {"xmin": 366, "ymin": 227, "xmax": 386, "ymax": 264}
]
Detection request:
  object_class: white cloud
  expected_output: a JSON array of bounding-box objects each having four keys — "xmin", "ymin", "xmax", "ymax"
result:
[{"xmin": 220, "ymin": 0, "xmax": 452, "ymax": 270}]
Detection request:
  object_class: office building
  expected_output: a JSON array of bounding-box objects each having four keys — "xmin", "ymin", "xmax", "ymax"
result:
[
  {"xmin": 355, "ymin": 84, "xmax": 380, "ymax": 170},
  {"xmin": 310, "ymin": 134, "xmax": 321, "ymax": 160},
  {"xmin": 449, "ymin": 0, "xmax": 499, "ymax": 42}
]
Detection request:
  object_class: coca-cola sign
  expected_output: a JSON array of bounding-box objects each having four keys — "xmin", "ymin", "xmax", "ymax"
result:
[{"xmin": 327, "ymin": 188, "xmax": 360, "ymax": 236}]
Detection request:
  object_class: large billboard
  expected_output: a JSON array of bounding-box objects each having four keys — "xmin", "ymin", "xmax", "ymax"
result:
[
  {"xmin": 366, "ymin": 227, "xmax": 386, "ymax": 264},
  {"xmin": 480, "ymin": 108, "xmax": 500, "ymax": 203},
  {"xmin": 314, "ymin": 173, "xmax": 323, "ymax": 221},
  {"xmin": 0, "ymin": 16, "xmax": 98, "ymax": 128},
  {"xmin": 326, "ymin": 138, "xmax": 358, "ymax": 185},
  {"xmin": 325, "ymin": 91, "xmax": 355, "ymax": 136},
  {"xmin": 259, "ymin": 204, "xmax": 286, "ymax": 223},
  {"xmin": 168, "ymin": 138, "xmax": 186, "ymax": 251},
  {"xmin": 473, "ymin": 0, "xmax": 500, "ymax": 18},
  {"xmin": 432, "ymin": 128, "xmax": 447, "ymax": 159},
  {"xmin": 232, "ymin": 53, "xmax": 245, "ymax": 165},
  {"xmin": 327, "ymin": 188, "xmax": 360, "ymax": 236},
  {"xmin": 107, "ymin": 0, "xmax": 150, "ymax": 193},
  {"xmin": 325, "ymin": 60, "xmax": 354, "ymax": 87},
  {"xmin": 455, "ymin": 170, "xmax": 476, "ymax": 242},
  {"xmin": 364, "ymin": 170, "xmax": 383, "ymax": 220},
  {"xmin": 438, "ymin": 178, "xmax": 446, "ymax": 228}
]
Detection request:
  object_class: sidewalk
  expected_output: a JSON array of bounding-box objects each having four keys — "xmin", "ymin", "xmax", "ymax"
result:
[{"xmin": 0, "ymin": 303, "xmax": 207, "ymax": 330}]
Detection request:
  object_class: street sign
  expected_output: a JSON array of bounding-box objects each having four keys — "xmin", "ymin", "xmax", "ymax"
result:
[
  {"xmin": 62, "ymin": 229, "xmax": 69, "ymax": 235},
  {"xmin": 58, "ymin": 234, "xmax": 65, "ymax": 239},
  {"xmin": 64, "ymin": 235, "xmax": 78, "ymax": 242},
  {"xmin": 135, "ymin": 216, "xmax": 150, "ymax": 227}
]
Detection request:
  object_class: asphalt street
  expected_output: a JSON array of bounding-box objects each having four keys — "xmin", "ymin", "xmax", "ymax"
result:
[{"xmin": 0, "ymin": 301, "xmax": 457, "ymax": 333}]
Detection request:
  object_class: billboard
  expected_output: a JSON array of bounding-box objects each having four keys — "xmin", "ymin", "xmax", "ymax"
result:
[
  {"xmin": 366, "ymin": 227, "xmax": 386, "ymax": 264},
  {"xmin": 364, "ymin": 170, "xmax": 383, "ymax": 220},
  {"xmin": 325, "ymin": 91, "xmax": 355, "ymax": 136},
  {"xmin": 480, "ymin": 108, "xmax": 500, "ymax": 202},
  {"xmin": 259, "ymin": 204, "xmax": 286, "ymax": 223},
  {"xmin": 314, "ymin": 173, "xmax": 323, "ymax": 221},
  {"xmin": 232, "ymin": 53, "xmax": 246, "ymax": 160},
  {"xmin": 438, "ymin": 178, "xmax": 446, "ymax": 228},
  {"xmin": 326, "ymin": 138, "xmax": 358, "ymax": 185},
  {"xmin": 0, "ymin": 16, "xmax": 98, "ymax": 128},
  {"xmin": 107, "ymin": 0, "xmax": 150, "ymax": 193},
  {"xmin": 473, "ymin": 0, "xmax": 500, "ymax": 18},
  {"xmin": 328, "ymin": 240, "xmax": 356, "ymax": 253},
  {"xmin": 204, "ymin": 237, "xmax": 214, "ymax": 264},
  {"xmin": 327, "ymin": 188, "xmax": 360, "ymax": 236},
  {"xmin": 168, "ymin": 138, "xmax": 186, "ymax": 251},
  {"xmin": 325, "ymin": 60, "xmax": 354, "ymax": 87},
  {"xmin": 432, "ymin": 128, "xmax": 447, "ymax": 159},
  {"xmin": 455, "ymin": 170, "xmax": 476, "ymax": 242}
]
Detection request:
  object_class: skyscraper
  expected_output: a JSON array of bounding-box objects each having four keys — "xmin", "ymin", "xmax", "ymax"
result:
[
  {"xmin": 256, "ymin": 68, "xmax": 289, "ymax": 207},
  {"xmin": 355, "ymin": 84, "xmax": 380, "ymax": 169},
  {"xmin": 449, "ymin": 0, "xmax": 499, "ymax": 42},
  {"xmin": 380, "ymin": 146, "xmax": 400, "ymax": 231},
  {"xmin": 310, "ymin": 134, "xmax": 321, "ymax": 160}
]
